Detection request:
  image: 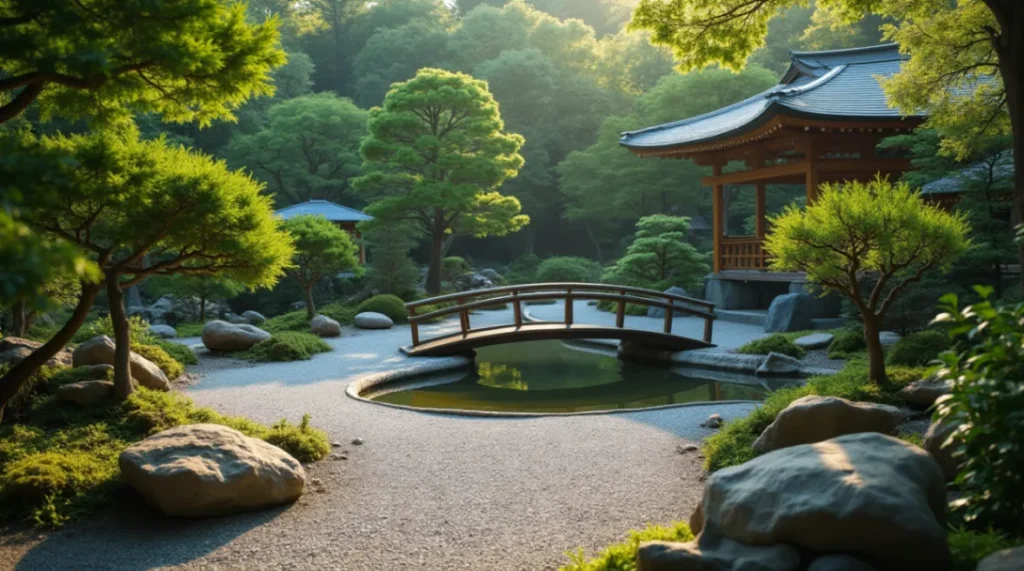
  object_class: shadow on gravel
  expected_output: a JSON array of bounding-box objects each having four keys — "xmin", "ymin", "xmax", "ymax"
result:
[{"xmin": 13, "ymin": 489, "xmax": 291, "ymax": 571}]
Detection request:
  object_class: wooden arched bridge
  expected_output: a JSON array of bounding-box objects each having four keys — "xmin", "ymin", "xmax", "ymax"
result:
[{"xmin": 402, "ymin": 283, "xmax": 717, "ymax": 358}]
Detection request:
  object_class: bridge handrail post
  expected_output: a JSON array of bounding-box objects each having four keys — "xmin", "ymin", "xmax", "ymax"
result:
[
  {"xmin": 512, "ymin": 289, "xmax": 522, "ymax": 328},
  {"xmin": 703, "ymin": 315, "xmax": 714, "ymax": 343},
  {"xmin": 663, "ymin": 299, "xmax": 673, "ymax": 334},
  {"xmin": 458, "ymin": 297, "xmax": 469, "ymax": 336},
  {"xmin": 615, "ymin": 290, "xmax": 626, "ymax": 329},
  {"xmin": 564, "ymin": 287, "xmax": 573, "ymax": 327},
  {"xmin": 409, "ymin": 306, "xmax": 420, "ymax": 347}
]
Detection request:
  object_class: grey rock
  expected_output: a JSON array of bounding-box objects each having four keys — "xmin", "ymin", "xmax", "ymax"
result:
[
  {"xmin": 764, "ymin": 293, "xmax": 814, "ymax": 333},
  {"xmin": 119, "ymin": 424, "xmax": 305, "ymax": 517},
  {"xmin": 700, "ymin": 433, "xmax": 949, "ymax": 571},
  {"xmin": 355, "ymin": 312, "xmax": 393, "ymax": 330},
  {"xmin": 808, "ymin": 554, "xmax": 878, "ymax": 571},
  {"xmin": 149, "ymin": 324, "xmax": 177, "ymax": 339},
  {"xmin": 701, "ymin": 414, "xmax": 723, "ymax": 429},
  {"xmin": 352, "ymin": 437, "xmax": 364, "ymax": 446},
  {"xmin": 331, "ymin": 441, "xmax": 342, "ymax": 448},
  {"xmin": 72, "ymin": 335, "xmax": 170, "ymax": 390},
  {"xmin": 755, "ymin": 352, "xmax": 800, "ymax": 376},
  {"xmin": 201, "ymin": 321, "xmax": 271, "ymax": 352},
  {"xmin": 977, "ymin": 547, "xmax": 1024, "ymax": 571},
  {"xmin": 637, "ymin": 535, "xmax": 800, "ymax": 571},
  {"xmin": 478, "ymin": 268, "xmax": 502, "ymax": 282},
  {"xmin": 310, "ymin": 314, "xmax": 342, "ymax": 338},
  {"xmin": 56, "ymin": 380, "xmax": 115, "ymax": 406},
  {"xmin": 879, "ymin": 331, "xmax": 901, "ymax": 346},
  {"xmin": 648, "ymin": 286, "xmax": 689, "ymax": 318},
  {"xmin": 923, "ymin": 419, "xmax": 961, "ymax": 481},
  {"xmin": 794, "ymin": 332, "xmax": 834, "ymax": 350},
  {"xmin": 753, "ymin": 395, "xmax": 904, "ymax": 454},
  {"xmin": 676, "ymin": 444, "xmax": 700, "ymax": 454},
  {"xmin": 225, "ymin": 312, "xmax": 249, "ymax": 325},
  {"xmin": 0, "ymin": 336, "xmax": 73, "ymax": 369},
  {"xmin": 899, "ymin": 376, "xmax": 953, "ymax": 408},
  {"xmin": 241, "ymin": 310, "xmax": 266, "ymax": 325}
]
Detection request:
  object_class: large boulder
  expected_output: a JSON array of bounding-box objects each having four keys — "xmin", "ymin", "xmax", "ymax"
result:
[
  {"xmin": 638, "ymin": 535, "xmax": 800, "ymax": 571},
  {"xmin": 697, "ymin": 433, "xmax": 948, "ymax": 571},
  {"xmin": 310, "ymin": 314, "xmax": 342, "ymax": 338},
  {"xmin": 355, "ymin": 312, "xmax": 393, "ymax": 330},
  {"xmin": 755, "ymin": 352, "xmax": 800, "ymax": 376},
  {"xmin": 898, "ymin": 376, "xmax": 953, "ymax": 409},
  {"xmin": 794, "ymin": 332, "xmax": 834, "ymax": 350},
  {"xmin": 72, "ymin": 335, "xmax": 169, "ymax": 390},
  {"xmin": 752, "ymin": 395, "xmax": 904, "ymax": 454},
  {"xmin": 648, "ymin": 286, "xmax": 689, "ymax": 319},
  {"xmin": 241, "ymin": 310, "xmax": 266, "ymax": 325},
  {"xmin": 977, "ymin": 547, "xmax": 1024, "ymax": 571},
  {"xmin": 119, "ymin": 424, "xmax": 305, "ymax": 517},
  {"xmin": 201, "ymin": 321, "xmax": 271, "ymax": 352},
  {"xmin": 149, "ymin": 324, "xmax": 177, "ymax": 339},
  {"xmin": 56, "ymin": 380, "xmax": 115, "ymax": 406},
  {"xmin": 0, "ymin": 336, "xmax": 73, "ymax": 369},
  {"xmin": 923, "ymin": 419, "xmax": 961, "ymax": 481},
  {"xmin": 764, "ymin": 293, "xmax": 814, "ymax": 333}
]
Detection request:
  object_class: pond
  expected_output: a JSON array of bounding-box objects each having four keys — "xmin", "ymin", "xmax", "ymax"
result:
[{"xmin": 366, "ymin": 340, "xmax": 796, "ymax": 414}]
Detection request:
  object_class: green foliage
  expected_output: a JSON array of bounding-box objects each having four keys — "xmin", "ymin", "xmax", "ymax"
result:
[
  {"xmin": 886, "ymin": 329, "xmax": 951, "ymax": 367},
  {"xmin": 318, "ymin": 303, "xmax": 357, "ymax": 326},
  {"xmin": 152, "ymin": 339, "xmax": 198, "ymax": 367},
  {"xmin": 132, "ymin": 343, "xmax": 184, "ymax": 380},
  {"xmin": 283, "ymin": 215, "xmax": 359, "ymax": 293},
  {"xmin": 365, "ymin": 225, "xmax": 422, "ymax": 297},
  {"xmin": 933, "ymin": 290, "xmax": 1024, "ymax": 535},
  {"xmin": 737, "ymin": 334, "xmax": 805, "ymax": 359},
  {"xmin": 240, "ymin": 332, "xmax": 331, "ymax": 363},
  {"xmin": 703, "ymin": 360, "xmax": 923, "ymax": 472},
  {"xmin": 356, "ymin": 294, "xmax": 408, "ymax": 322},
  {"xmin": 442, "ymin": 257, "xmax": 473, "ymax": 282},
  {"xmin": 173, "ymin": 322, "xmax": 205, "ymax": 338},
  {"xmin": 601, "ymin": 215, "xmax": 709, "ymax": 291},
  {"xmin": 74, "ymin": 315, "xmax": 154, "ymax": 345},
  {"xmin": 353, "ymin": 67, "xmax": 528, "ymax": 293},
  {"xmin": 1, "ymin": 449, "xmax": 119, "ymax": 527},
  {"xmin": 227, "ymin": 94, "xmax": 369, "ymax": 205},
  {"xmin": 560, "ymin": 522, "xmax": 694, "ymax": 571},
  {"xmin": 535, "ymin": 257, "xmax": 602, "ymax": 283},
  {"xmin": 828, "ymin": 329, "xmax": 867, "ymax": 359},
  {"xmin": 265, "ymin": 414, "xmax": 331, "ymax": 464},
  {"xmin": 949, "ymin": 527, "xmax": 1024, "ymax": 571},
  {"xmin": 0, "ymin": 0, "xmax": 285, "ymax": 127},
  {"xmin": 263, "ymin": 311, "xmax": 311, "ymax": 333},
  {"xmin": 146, "ymin": 274, "xmax": 244, "ymax": 321},
  {"xmin": 505, "ymin": 254, "xmax": 543, "ymax": 284}
]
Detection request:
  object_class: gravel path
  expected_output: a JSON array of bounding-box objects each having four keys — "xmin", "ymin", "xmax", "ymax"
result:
[{"xmin": 1, "ymin": 308, "xmax": 764, "ymax": 571}]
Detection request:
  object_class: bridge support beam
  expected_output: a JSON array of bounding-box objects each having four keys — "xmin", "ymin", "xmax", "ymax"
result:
[{"xmin": 617, "ymin": 341, "xmax": 676, "ymax": 364}]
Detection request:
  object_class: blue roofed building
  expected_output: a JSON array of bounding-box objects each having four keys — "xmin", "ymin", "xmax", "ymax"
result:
[
  {"xmin": 276, "ymin": 199, "xmax": 373, "ymax": 263},
  {"xmin": 620, "ymin": 43, "xmax": 925, "ymax": 320}
]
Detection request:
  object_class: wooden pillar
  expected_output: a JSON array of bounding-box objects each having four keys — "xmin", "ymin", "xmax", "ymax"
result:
[
  {"xmin": 755, "ymin": 183, "xmax": 767, "ymax": 239},
  {"xmin": 712, "ymin": 164, "xmax": 723, "ymax": 274},
  {"xmin": 804, "ymin": 137, "xmax": 819, "ymax": 205}
]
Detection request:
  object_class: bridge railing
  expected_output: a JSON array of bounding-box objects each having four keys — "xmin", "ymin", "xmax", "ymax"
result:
[{"xmin": 404, "ymin": 283, "xmax": 716, "ymax": 349}]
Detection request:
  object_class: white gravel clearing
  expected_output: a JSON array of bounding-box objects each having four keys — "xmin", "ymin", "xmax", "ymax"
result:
[{"xmin": 1, "ymin": 307, "xmax": 765, "ymax": 570}]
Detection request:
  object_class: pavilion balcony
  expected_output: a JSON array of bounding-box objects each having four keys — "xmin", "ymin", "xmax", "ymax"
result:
[{"xmin": 720, "ymin": 236, "xmax": 769, "ymax": 271}]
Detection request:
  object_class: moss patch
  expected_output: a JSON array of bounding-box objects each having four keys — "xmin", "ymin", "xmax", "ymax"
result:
[
  {"xmin": 239, "ymin": 332, "xmax": 331, "ymax": 362},
  {"xmin": 737, "ymin": 334, "xmax": 805, "ymax": 359},
  {"xmin": 560, "ymin": 522, "xmax": 694, "ymax": 571}
]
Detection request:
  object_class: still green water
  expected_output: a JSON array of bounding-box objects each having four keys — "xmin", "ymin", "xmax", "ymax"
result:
[{"xmin": 369, "ymin": 340, "xmax": 779, "ymax": 413}]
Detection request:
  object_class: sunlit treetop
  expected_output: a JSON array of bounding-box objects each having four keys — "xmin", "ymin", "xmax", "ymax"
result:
[{"xmin": 0, "ymin": 0, "xmax": 286, "ymax": 126}]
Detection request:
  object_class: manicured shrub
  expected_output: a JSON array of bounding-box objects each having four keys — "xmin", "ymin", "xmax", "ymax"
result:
[
  {"xmin": 262, "ymin": 310, "xmax": 312, "ymax": 333},
  {"xmin": 318, "ymin": 302, "xmax": 356, "ymax": 326},
  {"xmin": 132, "ymin": 343, "xmax": 184, "ymax": 380},
  {"xmin": 1, "ymin": 449, "xmax": 118, "ymax": 526},
  {"xmin": 737, "ymin": 334, "xmax": 805, "ymax": 359},
  {"xmin": 73, "ymin": 314, "xmax": 154, "ymax": 344},
  {"xmin": 505, "ymin": 253, "xmax": 541, "ymax": 284},
  {"xmin": 441, "ymin": 256, "xmax": 473, "ymax": 282},
  {"xmin": 535, "ymin": 256, "xmax": 602, "ymax": 283},
  {"xmin": 240, "ymin": 332, "xmax": 331, "ymax": 362},
  {"xmin": 265, "ymin": 414, "xmax": 331, "ymax": 463},
  {"xmin": 153, "ymin": 339, "xmax": 198, "ymax": 366},
  {"xmin": 886, "ymin": 329, "xmax": 951, "ymax": 367},
  {"xmin": 356, "ymin": 294, "xmax": 408, "ymax": 322},
  {"xmin": 561, "ymin": 522, "xmax": 694, "ymax": 571},
  {"xmin": 827, "ymin": 329, "xmax": 866, "ymax": 358},
  {"xmin": 934, "ymin": 290, "xmax": 1024, "ymax": 534}
]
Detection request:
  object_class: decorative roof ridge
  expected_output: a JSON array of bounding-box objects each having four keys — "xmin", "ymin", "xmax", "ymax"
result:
[
  {"xmin": 620, "ymin": 87, "xmax": 773, "ymax": 139},
  {"xmin": 771, "ymin": 65, "xmax": 846, "ymax": 99},
  {"xmin": 788, "ymin": 42, "xmax": 900, "ymax": 59}
]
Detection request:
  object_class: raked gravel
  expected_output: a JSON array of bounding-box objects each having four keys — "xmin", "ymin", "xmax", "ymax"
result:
[{"xmin": 0, "ymin": 307, "xmax": 764, "ymax": 571}]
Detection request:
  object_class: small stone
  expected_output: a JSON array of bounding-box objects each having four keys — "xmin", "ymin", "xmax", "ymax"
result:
[
  {"xmin": 701, "ymin": 414, "xmax": 724, "ymax": 429},
  {"xmin": 56, "ymin": 380, "xmax": 115, "ymax": 406},
  {"xmin": 330, "ymin": 454, "xmax": 347, "ymax": 461},
  {"xmin": 351, "ymin": 437, "xmax": 364, "ymax": 446},
  {"xmin": 899, "ymin": 376, "xmax": 954, "ymax": 408},
  {"xmin": 794, "ymin": 332, "xmax": 834, "ymax": 350},
  {"xmin": 676, "ymin": 444, "xmax": 700, "ymax": 454},
  {"xmin": 331, "ymin": 441, "xmax": 342, "ymax": 448},
  {"xmin": 756, "ymin": 352, "xmax": 801, "ymax": 376},
  {"xmin": 310, "ymin": 314, "xmax": 342, "ymax": 338},
  {"xmin": 354, "ymin": 312, "xmax": 393, "ymax": 330}
]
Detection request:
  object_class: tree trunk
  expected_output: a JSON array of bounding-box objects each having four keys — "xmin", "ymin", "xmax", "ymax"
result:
[
  {"xmin": 199, "ymin": 294, "xmax": 207, "ymax": 323},
  {"xmin": 0, "ymin": 283, "xmax": 102, "ymax": 415},
  {"xmin": 426, "ymin": 227, "xmax": 444, "ymax": 295},
  {"xmin": 304, "ymin": 284, "xmax": 316, "ymax": 319},
  {"xmin": 583, "ymin": 221, "xmax": 605, "ymax": 264},
  {"xmin": 11, "ymin": 298, "xmax": 26, "ymax": 337},
  {"xmin": 106, "ymin": 274, "xmax": 134, "ymax": 401},
  {"xmin": 862, "ymin": 313, "xmax": 888, "ymax": 385}
]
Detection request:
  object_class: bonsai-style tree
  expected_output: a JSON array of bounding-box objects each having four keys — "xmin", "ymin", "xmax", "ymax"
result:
[
  {"xmin": 354, "ymin": 68, "xmax": 529, "ymax": 294},
  {"xmin": 283, "ymin": 215, "xmax": 359, "ymax": 318},
  {"xmin": 0, "ymin": 128, "xmax": 294, "ymax": 406},
  {"xmin": 364, "ymin": 224, "xmax": 422, "ymax": 297},
  {"xmin": 147, "ymin": 274, "xmax": 246, "ymax": 323},
  {"xmin": 765, "ymin": 178, "xmax": 970, "ymax": 384},
  {"xmin": 602, "ymin": 215, "xmax": 709, "ymax": 291}
]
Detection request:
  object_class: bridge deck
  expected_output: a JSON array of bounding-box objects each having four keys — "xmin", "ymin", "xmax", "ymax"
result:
[{"xmin": 402, "ymin": 322, "xmax": 715, "ymax": 357}]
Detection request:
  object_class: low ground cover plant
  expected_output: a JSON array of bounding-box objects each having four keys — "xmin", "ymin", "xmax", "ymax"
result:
[
  {"xmin": 827, "ymin": 329, "xmax": 867, "ymax": 359},
  {"xmin": 0, "ymin": 376, "xmax": 329, "ymax": 527},
  {"xmin": 886, "ymin": 329, "xmax": 951, "ymax": 367},
  {"xmin": 561, "ymin": 522, "xmax": 693, "ymax": 571},
  {"xmin": 240, "ymin": 332, "xmax": 331, "ymax": 362},
  {"xmin": 737, "ymin": 334, "xmax": 805, "ymax": 359}
]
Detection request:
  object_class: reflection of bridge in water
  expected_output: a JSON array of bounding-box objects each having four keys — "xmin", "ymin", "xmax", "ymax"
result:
[{"xmin": 401, "ymin": 283, "xmax": 717, "ymax": 359}]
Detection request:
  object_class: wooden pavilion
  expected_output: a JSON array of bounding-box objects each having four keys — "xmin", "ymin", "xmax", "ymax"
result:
[
  {"xmin": 620, "ymin": 43, "xmax": 924, "ymax": 311},
  {"xmin": 275, "ymin": 199, "xmax": 373, "ymax": 264}
]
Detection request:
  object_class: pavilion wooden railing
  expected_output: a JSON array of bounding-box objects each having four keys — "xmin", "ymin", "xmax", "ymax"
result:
[
  {"xmin": 405, "ymin": 283, "xmax": 717, "ymax": 349},
  {"xmin": 720, "ymin": 236, "xmax": 769, "ymax": 270}
]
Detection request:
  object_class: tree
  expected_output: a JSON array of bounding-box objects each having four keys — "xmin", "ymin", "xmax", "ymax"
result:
[
  {"xmin": 1, "ymin": 128, "xmax": 294, "ymax": 407},
  {"xmin": 602, "ymin": 215, "xmax": 710, "ymax": 291},
  {"xmin": 227, "ymin": 94, "xmax": 368, "ymax": 206},
  {"xmin": 364, "ymin": 225, "xmax": 423, "ymax": 297},
  {"xmin": 764, "ymin": 178, "xmax": 970, "ymax": 384},
  {"xmin": 352, "ymin": 20, "xmax": 451, "ymax": 107},
  {"xmin": 147, "ymin": 274, "xmax": 245, "ymax": 323},
  {"xmin": 283, "ymin": 215, "xmax": 359, "ymax": 318},
  {"xmin": 354, "ymin": 68, "xmax": 528, "ymax": 294},
  {"xmin": 629, "ymin": 0, "xmax": 1024, "ymax": 289}
]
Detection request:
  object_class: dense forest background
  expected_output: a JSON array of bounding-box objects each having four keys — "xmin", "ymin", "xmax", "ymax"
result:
[{"xmin": 141, "ymin": 0, "xmax": 885, "ymax": 267}]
